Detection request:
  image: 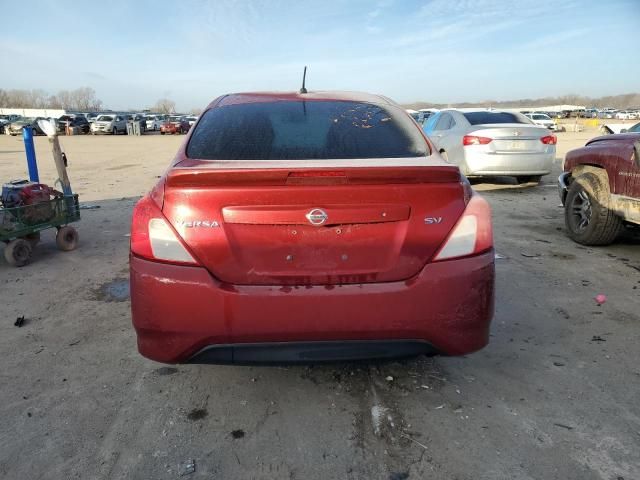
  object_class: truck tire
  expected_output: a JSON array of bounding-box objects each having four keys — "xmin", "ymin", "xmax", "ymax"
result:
[
  {"xmin": 4, "ymin": 239, "xmax": 32, "ymax": 267},
  {"xmin": 56, "ymin": 226, "xmax": 79, "ymax": 251},
  {"xmin": 564, "ymin": 172, "xmax": 623, "ymax": 245}
]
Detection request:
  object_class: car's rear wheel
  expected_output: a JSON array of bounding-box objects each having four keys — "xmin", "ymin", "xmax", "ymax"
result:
[
  {"xmin": 564, "ymin": 172, "xmax": 623, "ymax": 245},
  {"xmin": 516, "ymin": 175, "xmax": 542, "ymax": 184}
]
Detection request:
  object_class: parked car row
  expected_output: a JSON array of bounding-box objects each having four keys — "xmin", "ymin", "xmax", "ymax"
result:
[
  {"xmin": 2, "ymin": 112, "xmax": 199, "ymax": 136},
  {"xmin": 583, "ymin": 108, "xmax": 640, "ymax": 119}
]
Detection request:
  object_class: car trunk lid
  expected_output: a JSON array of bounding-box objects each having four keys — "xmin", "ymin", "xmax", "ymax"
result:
[
  {"xmin": 471, "ymin": 124, "xmax": 550, "ymax": 153},
  {"xmin": 162, "ymin": 164, "xmax": 466, "ymax": 285}
]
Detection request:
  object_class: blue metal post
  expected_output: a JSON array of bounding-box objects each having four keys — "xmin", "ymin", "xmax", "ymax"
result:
[{"xmin": 23, "ymin": 127, "xmax": 39, "ymax": 182}]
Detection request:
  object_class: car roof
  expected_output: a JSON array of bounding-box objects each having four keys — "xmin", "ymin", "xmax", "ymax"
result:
[{"xmin": 209, "ymin": 90, "xmax": 397, "ymax": 109}]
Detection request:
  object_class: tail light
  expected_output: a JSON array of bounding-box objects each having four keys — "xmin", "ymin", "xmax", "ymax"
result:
[
  {"xmin": 541, "ymin": 135, "xmax": 557, "ymax": 145},
  {"xmin": 434, "ymin": 194, "xmax": 493, "ymax": 261},
  {"xmin": 463, "ymin": 135, "xmax": 493, "ymax": 146},
  {"xmin": 131, "ymin": 195, "xmax": 197, "ymax": 265}
]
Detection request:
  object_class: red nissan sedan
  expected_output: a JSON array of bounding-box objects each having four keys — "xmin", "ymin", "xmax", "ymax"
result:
[{"xmin": 130, "ymin": 91, "xmax": 495, "ymax": 364}]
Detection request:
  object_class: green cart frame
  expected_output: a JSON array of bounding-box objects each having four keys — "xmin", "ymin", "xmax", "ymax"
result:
[{"xmin": 1, "ymin": 194, "xmax": 80, "ymax": 266}]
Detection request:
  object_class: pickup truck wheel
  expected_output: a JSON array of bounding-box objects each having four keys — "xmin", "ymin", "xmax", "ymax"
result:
[
  {"xmin": 4, "ymin": 239, "xmax": 32, "ymax": 267},
  {"xmin": 564, "ymin": 172, "xmax": 623, "ymax": 245},
  {"xmin": 516, "ymin": 175, "xmax": 542, "ymax": 184}
]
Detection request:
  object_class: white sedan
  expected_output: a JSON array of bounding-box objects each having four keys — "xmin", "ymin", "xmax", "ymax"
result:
[
  {"xmin": 525, "ymin": 113, "xmax": 557, "ymax": 131},
  {"xmin": 145, "ymin": 115, "xmax": 165, "ymax": 131}
]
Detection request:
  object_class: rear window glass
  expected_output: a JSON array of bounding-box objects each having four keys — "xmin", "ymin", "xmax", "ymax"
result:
[
  {"xmin": 463, "ymin": 112, "xmax": 529, "ymax": 125},
  {"xmin": 186, "ymin": 100, "xmax": 428, "ymax": 160}
]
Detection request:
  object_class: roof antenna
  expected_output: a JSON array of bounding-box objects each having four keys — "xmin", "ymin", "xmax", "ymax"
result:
[{"xmin": 299, "ymin": 66, "xmax": 308, "ymax": 94}]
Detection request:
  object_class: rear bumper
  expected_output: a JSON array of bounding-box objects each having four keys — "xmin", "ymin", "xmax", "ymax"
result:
[
  {"xmin": 130, "ymin": 251, "xmax": 495, "ymax": 364},
  {"xmin": 464, "ymin": 151, "xmax": 554, "ymax": 177}
]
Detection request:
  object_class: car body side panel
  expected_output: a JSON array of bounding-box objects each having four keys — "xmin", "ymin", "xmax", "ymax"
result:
[{"xmin": 564, "ymin": 134, "xmax": 640, "ymax": 195}]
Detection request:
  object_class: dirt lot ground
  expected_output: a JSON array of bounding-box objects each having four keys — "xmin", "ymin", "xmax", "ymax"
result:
[{"xmin": 0, "ymin": 129, "xmax": 639, "ymax": 480}]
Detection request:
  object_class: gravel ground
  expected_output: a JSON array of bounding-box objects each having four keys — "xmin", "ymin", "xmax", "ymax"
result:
[{"xmin": 0, "ymin": 130, "xmax": 638, "ymax": 480}]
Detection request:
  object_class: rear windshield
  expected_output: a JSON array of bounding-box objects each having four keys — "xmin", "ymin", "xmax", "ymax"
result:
[
  {"xmin": 187, "ymin": 100, "xmax": 428, "ymax": 160},
  {"xmin": 463, "ymin": 112, "xmax": 529, "ymax": 125}
]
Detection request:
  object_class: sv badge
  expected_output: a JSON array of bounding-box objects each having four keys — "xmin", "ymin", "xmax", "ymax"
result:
[{"xmin": 425, "ymin": 217, "xmax": 443, "ymax": 224}]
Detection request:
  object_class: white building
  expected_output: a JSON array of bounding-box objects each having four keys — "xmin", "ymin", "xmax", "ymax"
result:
[
  {"xmin": 505, "ymin": 104, "xmax": 586, "ymax": 113},
  {"xmin": 0, "ymin": 107, "xmax": 67, "ymax": 118}
]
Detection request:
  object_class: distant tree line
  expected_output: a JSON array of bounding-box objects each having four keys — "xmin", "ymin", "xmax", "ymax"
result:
[
  {"xmin": 150, "ymin": 100, "xmax": 202, "ymax": 115},
  {"xmin": 0, "ymin": 87, "xmax": 103, "ymax": 111},
  {"xmin": 152, "ymin": 98, "xmax": 176, "ymax": 114},
  {"xmin": 405, "ymin": 92, "xmax": 640, "ymax": 111}
]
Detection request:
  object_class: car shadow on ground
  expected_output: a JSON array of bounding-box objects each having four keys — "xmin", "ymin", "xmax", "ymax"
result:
[{"xmin": 469, "ymin": 176, "xmax": 552, "ymax": 192}]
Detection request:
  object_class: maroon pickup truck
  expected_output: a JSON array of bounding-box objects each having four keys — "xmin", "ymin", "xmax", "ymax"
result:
[{"xmin": 559, "ymin": 132, "xmax": 640, "ymax": 245}]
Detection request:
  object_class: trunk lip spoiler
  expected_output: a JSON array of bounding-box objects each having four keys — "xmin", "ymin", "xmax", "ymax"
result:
[
  {"xmin": 172, "ymin": 156, "xmax": 452, "ymax": 170},
  {"xmin": 165, "ymin": 165, "xmax": 462, "ymax": 187}
]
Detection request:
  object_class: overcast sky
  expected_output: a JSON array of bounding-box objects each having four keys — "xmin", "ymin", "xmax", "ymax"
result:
[{"xmin": 2, "ymin": 0, "xmax": 638, "ymax": 110}]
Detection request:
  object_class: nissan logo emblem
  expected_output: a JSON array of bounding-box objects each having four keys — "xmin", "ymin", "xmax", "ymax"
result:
[{"xmin": 306, "ymin": 208, "xmax": 328, "ymax": 226}]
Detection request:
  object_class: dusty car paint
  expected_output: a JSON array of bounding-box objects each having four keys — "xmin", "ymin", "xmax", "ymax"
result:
[
  {"xmin": 130, "ymin": 91, "xmax": 495, "ymax": 364},
  {"xmin": 563, "ymin": 133, "xmax": 640, "ymax": 223}
]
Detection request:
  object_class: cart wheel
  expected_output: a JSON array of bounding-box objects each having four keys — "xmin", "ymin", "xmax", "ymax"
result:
[
  {"xmin": 25, "ymin": 232, "xmax": 41, "ymax": 247},
  {"xmin": 56, "ymin": 226, "xmax": 79, "ymax": 251},
  {"xmin": 4, "ymin": 239, "xmax": 32, "ymax": 267}
]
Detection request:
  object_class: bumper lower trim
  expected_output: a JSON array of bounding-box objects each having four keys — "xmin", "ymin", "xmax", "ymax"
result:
[{"xmin": 187, "ymin": 340, "xmax": 438, "ymax": 365}]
